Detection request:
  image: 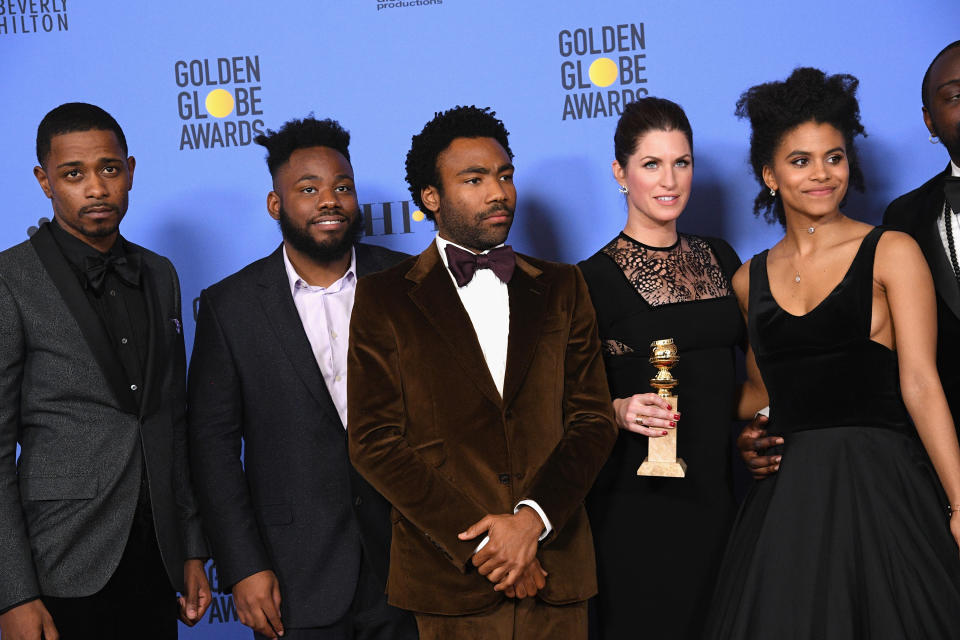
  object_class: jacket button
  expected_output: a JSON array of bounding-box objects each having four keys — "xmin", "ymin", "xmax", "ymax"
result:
[
  {"xmin": 354, "ymin": 496, "xmax": 363, "ymax": 507},
  {"xmin": 505, "ymin": 410, "xmax": 513, "ymax": 419},
  {"xmin": 498, "ymin": 473, "xmax": 511, "ymax": 485}
]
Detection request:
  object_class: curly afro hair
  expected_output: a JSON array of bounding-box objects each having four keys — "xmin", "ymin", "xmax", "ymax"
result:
[
  {"xmin": 405, "ymin": 106, "xmax": 513, "ymax": 221},
  {"xmin": 254, "ymin": 116, "xmax": 350, "ymax": 178},
  {"xmin": 735, "ymin": 67, "xmax": 866, "ymax": 226}
]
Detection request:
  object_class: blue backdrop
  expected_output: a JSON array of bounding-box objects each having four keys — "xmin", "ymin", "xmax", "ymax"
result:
[{"xmin": 2, "ymin": 1, "xmax": 958, "ymax": 637}]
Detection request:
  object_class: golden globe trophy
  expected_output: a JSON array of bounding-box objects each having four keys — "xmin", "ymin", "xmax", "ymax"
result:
[{"xmin": 637, "ymin": 338, "xmax": 687, "ymax": 477}]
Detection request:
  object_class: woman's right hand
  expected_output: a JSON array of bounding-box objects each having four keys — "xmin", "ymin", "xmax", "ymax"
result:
[{"xmin": 613, "ymin": 393, "xmax": 678, "ymax": 437}]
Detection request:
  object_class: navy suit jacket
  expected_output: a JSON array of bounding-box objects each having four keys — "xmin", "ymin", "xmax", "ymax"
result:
[{"xmin": 188, "ymin": 242, "xmax": 407, "ymax": 628}]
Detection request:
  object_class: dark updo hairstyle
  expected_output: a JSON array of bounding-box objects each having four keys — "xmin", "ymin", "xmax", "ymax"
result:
[
  {"xmin": 735, "ymin": 67, "xmax": 866, "ymax": 225},
  {"xmin": 614, "ymin": 97, "xmax": 693, "ymax": 167}
]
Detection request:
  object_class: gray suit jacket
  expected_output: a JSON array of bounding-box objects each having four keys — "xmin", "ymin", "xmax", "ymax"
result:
[{"xmin": 0, "ymin": 222, "xmax": 207, "ymax": 611}]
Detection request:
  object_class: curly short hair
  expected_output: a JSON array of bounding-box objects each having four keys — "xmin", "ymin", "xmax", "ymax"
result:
[
  {"xmin": 405, "ymin": 106, "xmax": 513, "ymax": 221},
  {"xmin": 735, "ymin": 67, "xmax": 866, "ymax": 225},
  {"xmin": 36, "ymin": 103, "xmax": 127, "ymax": 167},
  {"xmin": 614, "ymin": 97, "xmax": 693, "ymax": 167},
  {"xmin": 254, "ymin": 116, "xmax": 350, "ymax": 177}
]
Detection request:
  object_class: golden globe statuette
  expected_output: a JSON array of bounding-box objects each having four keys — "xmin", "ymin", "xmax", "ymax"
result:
[{"xmin": 637, "ymin": 338, "xmax": 687, "ymax": 477}]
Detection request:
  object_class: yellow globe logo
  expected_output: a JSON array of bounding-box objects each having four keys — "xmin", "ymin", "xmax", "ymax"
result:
[
  {"xmin": 589, "ymin": 58, "xmax": 618, "ymax": 87},
  {"xmin": 205, "ymin": 89, "xmax": 235, "ymax": 118},
  {"xmin": 412, "ymin": 210, "xmax": 426, "ymax": 222}
]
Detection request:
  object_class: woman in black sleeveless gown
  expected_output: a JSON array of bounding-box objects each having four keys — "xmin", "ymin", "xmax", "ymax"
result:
[
  {"xmin": 578, "ymin": 98, "xmax": 765, "ymax": 640},
  {"xmin": 706, "ymin": 68, "xmax": 960, "ymax": 638}
]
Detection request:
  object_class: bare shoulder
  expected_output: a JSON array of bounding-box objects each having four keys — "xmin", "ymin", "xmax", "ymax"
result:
[
  {"xmin": 874, "ymin": 229, "xmax": 928, "ymax": 284},
  {"xmin": 876, "ymin": 228, "xmax": 920, "ymax": 253},
  {"xmin": 732, "ymin": 258, "xmax": 752, "ymax": 296},
  {"xmin": 875, "ymin": 229, "xmax": 924, "ymax": 265}
]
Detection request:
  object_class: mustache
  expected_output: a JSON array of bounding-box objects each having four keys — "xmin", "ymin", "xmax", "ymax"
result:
[
  {"xmin": 308, "ymin": 208, "xmax": 354, "ymax": 223},
  {"xmin": 480, "ymin": 203, "xmax": 514, "ymax": 219},
  {"xmin": 80, "ymin": 203, "xmax": 120, "ymax": 214}
]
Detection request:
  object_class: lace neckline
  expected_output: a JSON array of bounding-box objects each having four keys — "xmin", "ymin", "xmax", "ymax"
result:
[
  {"xmin": 602, "ymin": 233, "xmax": 730, "ymax": 307},
  {"xmin": 618, "ymin": 232, "xmax": 680, "ymax": 252}
]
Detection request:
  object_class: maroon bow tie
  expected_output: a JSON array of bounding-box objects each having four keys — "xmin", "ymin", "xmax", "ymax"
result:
[{"xmin": 444, "ymin": 244, "xmax": 516, "ymax": 287}]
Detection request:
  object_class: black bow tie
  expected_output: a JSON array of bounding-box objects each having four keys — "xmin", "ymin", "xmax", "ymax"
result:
[
  {"xmin": 946, "ymin": 176, "xmax": 960, "ymax": 215},
  {"xmin": 444, "ymin": 244, "xmax": 516, "ymax": 287},
  {"xmin": 83, "ymin": 253, "xmax": 141, "ymax": 294}
]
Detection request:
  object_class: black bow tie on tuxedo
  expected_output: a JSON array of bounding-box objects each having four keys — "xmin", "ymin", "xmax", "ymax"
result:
[
  {"xmin": 83, "ymin": 253, "xmax": 142, "ymax": 294},
  {"xmin": 946, "ymin": 176, "xmax": 960, "ymax": 215},
  {"xmin": 444, "ymin": 244, "xmax": 516, "ymax": 287}
]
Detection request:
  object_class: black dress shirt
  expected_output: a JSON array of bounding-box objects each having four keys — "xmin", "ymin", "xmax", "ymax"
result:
[{"xmin": 49, "ymin": 219, "xmax": 149, "ymax": 408}]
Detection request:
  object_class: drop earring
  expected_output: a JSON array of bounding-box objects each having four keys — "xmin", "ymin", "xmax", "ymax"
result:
[
  {"xmin": 769, "ymin": 188, "xmax": 776, "ymax": 197},
  {"xmin": 930, "ymin": 134, "xmax": 940, "ymax": 144},
  {"xmin": 618, "ymin": 185, "xmax": 628, "ymax": 194}
]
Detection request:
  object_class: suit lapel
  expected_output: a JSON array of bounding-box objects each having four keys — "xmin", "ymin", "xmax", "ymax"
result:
[
  {"xmin": 502, "ymin": 257, "xmax": 548, "ymax": 408},
  {"xmin": 406, "ymin": 244, "xmax": 502, "ymax": 407},
  {"xmin": 355, "ymin": 244, "xmax": 381, "ymax": 278},
  {"xmin": 138, "ymin": 257, "xmax": 165, "ymax": 418},
  {"xmin": 257, "ymin": 246, "xmax": 343, "ymax": 428},
  {"xmin": 30, "ymin": 223, "xmax": 139, "ymax": 415},
  {"xmin": 919, "ymin": 172, "xmax": 960, "ymax": 320}
]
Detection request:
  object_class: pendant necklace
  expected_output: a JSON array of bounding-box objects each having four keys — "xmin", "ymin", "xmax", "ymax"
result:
[{"xmin": 793, "ymin": 225, "xmax": 815, "ymax": 283}]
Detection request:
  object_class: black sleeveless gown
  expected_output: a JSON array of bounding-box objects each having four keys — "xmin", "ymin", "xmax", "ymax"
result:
[{"xmin": 706, "ymin": 227, "xmax": 960, "ymax": 639}]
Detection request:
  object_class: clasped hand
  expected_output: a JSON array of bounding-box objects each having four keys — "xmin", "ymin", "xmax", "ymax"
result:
[{"xmin": 459, "ymin": 508, "xmax": 548, "ymax": 599}]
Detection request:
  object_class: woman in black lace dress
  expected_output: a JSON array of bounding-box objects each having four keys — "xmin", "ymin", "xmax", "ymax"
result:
[{"xmin": 578, "ymin": 98, "xmax": 765, "ymax": 640}]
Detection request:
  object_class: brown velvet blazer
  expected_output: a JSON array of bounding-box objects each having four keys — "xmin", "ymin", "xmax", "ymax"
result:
[{"xmin": 347, "ymin": 242, "xmax": 617, "ymax": 615}]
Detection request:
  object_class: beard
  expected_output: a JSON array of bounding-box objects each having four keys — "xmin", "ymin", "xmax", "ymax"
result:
[
  {"xmin": 278, "ymin": 206, "xmax": 364, "ymax": 263},
  {"xmin": 438, "ymin": 201, "xmax": 515, "ymax": 252}
]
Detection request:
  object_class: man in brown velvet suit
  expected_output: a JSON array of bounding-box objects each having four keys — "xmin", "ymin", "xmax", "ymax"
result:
[{"xmin": 346, "ymin": 106, "xmax": 617, "ymax": 639}]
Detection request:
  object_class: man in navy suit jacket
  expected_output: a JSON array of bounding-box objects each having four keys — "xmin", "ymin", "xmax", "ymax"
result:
[{"xmin": 188, "ymin": 116, "xmax": 417, "ymax": 640}]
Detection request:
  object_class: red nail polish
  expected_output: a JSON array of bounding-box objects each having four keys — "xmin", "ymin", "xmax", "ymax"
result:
[
  {"xmin": 674, "ymin": 414, "xmax": 681, "ymax": 420},
  {"xmin": 662, "ymin": 431, "xmax": 668, "ymax": 435},
  {"xmin": 669, "ymin": 421, "xmax": 676, "ymax": 427}
]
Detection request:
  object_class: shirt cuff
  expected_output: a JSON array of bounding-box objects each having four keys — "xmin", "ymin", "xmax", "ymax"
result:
[
  {"xmin": 756, "ymin": 406, "xmax": 770, "ymax": 418},
  {"xmin": 515, "ymin": 500, "xmax": 552, "ymax": 541},
  {"xmin": 473, "ymin": 536, "xmax": 490, "ymax": 554},
  {"xmin": 0, "ymin": 596, "xmax": 40, "ymax": 616}
]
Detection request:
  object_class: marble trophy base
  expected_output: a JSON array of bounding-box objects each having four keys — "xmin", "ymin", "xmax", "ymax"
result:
[{"xmin": 637, "ymin": 395, "xmax": 687, "ymax": 477}]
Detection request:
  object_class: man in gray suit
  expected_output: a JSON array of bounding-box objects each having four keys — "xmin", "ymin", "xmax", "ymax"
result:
[
  {"xmin": 188, "ymin": 116, "xmax": 417, "ymax": 639},
  {"xmin": 0, "ymin": 103, "xmax": 210, "ymax": 640}
]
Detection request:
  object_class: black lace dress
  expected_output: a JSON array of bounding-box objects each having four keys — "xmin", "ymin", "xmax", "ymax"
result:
[{"xmin": 578, "ymin": 233, "xmax": 745, "ymax": 640}]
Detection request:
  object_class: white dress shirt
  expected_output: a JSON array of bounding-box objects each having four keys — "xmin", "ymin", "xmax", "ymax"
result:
[
  {"xmin": 936, "ymin": 161, "xmax": 960, "ymax": 266},
  {"xmin": 434, "ymin": 235, "xmax": 552, "ymax": 545},
  {"xmin": 283, "ymin": 246, "xmax": 356, "ymax": 427}
]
